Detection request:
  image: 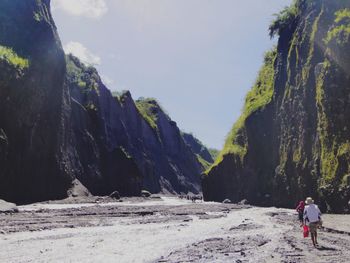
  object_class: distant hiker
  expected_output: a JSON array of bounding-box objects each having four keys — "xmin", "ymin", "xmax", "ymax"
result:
[
  {"xmin": 190, "ymin": 195, "xmax": 203, "ymax": 203},
  {"xmin": 303, "ymin": 197, "xmax": 322, "ymax": 247},
  {"xmin": 296, "ymin": 200, "xmax": 305, "ymax": 225}
]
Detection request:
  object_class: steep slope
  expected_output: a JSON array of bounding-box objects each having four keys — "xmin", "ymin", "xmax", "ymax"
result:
[
  {"xmin": 66, "ymin": 55, "xmax": 142, "ymax": 196},
  {"xmin": 0, "ymin": 0, "xmax": 203, "ymax": 204},
  {"xmin": 131, "ymin": 97, "xmax": 203, "ymax": 194},
  {"xmin": 208, "ymin": 148, "xmax": 220, "ymax": 161},
  {"xmin": 182, "ymin": 132, "xmax": 215, "ymax": 169},
  {"xmin": 66, "ymin": 55, "xmax": 202, "ymax": 195},
  {"xmin": 203, "ymin": 0, "xmax": 350, "ymax": 213},
  {"xmin": 0, "ymin": 0, "xmax": 73, "ymax": 203}
]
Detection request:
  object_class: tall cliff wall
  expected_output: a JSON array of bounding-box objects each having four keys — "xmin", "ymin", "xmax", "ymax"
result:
[
  {"xmin": 0, "ymin": 0, "xmax": 204, "ymax": 203},
  {"xmin": 203, "ymin": 0, "xmax": 350, "ymax": 213},
  {"xmin": 66, "ymin": 55, "xmax": 203, "ymax": 195},
  {"xmin": 0, "ymin": 0, "xmax": 73, "ymax": 203}
]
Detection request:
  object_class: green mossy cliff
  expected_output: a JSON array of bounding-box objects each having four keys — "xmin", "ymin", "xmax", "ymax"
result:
[{"xmin": 203, "ymin": 0, "xmax": 350, "ymax": 213}]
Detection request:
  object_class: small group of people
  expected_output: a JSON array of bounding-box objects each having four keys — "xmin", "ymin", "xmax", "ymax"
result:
[{"xmin": 296, "ymin": 197, "xmax": 322, "ymax": 247}]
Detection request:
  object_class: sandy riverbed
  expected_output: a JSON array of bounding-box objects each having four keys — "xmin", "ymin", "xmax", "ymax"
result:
[{"xmin": 0, "ymin": 197, "xmax": 349, "ymax": 263}]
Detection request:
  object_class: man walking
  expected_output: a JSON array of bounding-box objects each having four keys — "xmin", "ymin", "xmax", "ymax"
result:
[{"xmin": 303, "ymin": 197, "xmax": 322, "ymax": 247}]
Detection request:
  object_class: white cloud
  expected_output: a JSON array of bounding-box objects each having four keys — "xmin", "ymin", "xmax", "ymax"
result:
[
  {"xmin": 52, "ymin": 0, "xmax": 107, "ymax": 19},
  {"xmin": 64, "ymin": 41, "xmax": 101, "ymax": 66}
]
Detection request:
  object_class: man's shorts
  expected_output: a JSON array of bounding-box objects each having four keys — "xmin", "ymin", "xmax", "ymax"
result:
[{"xmin": 309, "ymin": 222, "xmax": 319, "ymax": 234}]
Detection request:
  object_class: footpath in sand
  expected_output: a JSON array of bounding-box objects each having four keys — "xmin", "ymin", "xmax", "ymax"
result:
[{"xmin": 0, "ymin": 197, "xmax": 349, "ymax": 263}]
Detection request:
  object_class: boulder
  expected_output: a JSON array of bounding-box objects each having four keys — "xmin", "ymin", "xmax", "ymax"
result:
[
  {"xmin": 239, "ymin": 199, "xmax": 249, "ymax": 205},
  {"xmin": 109, "ymin": 191, "xmax": 121, "ymax": 200},
  {"xmin": 0, "ymin": 199, "xmax": 18, "ymax": 213},
  {"xmin": 67, "ymin": 179, "xmax": 91, "ymax": 198},
  {"xmin": 141, "ymin": 190, "xmax": 151, "ymax": 197}
]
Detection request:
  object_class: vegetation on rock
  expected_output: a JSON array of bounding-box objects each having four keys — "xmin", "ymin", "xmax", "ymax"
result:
[
  {"xmin": 197, "ymin": 154, "xmax": 211, "ymax": 170},
  {"xmin": 210, "ymin": 47, "xmax": 276, "ymax": 169},
  {"xmin": 135, "ymin": 98, "xmax": 161, "ymax": 131},
  {"xmin": 0, "ymin": 45, "xmax": 29, "ymax": 69},
  {"xmin": 208, "ymin": 148, "xmax": 220, "ymax": 161},
  {"xmin": 182, "ymin": 132, "xmax": 215, "ymax": 169},
  {"xmin": 66, "ymin": 55, "xmax": 100, "ymax": 93},
  {"xmin": 269, "ymin": 0, "xmax": 299, "ymax": 38},
  {"xmin": 204, "ymin": 0, "xmax": 350, "ymax": 213},
  {"xmin": 325, "ymin": 8, "xmax": 350, "ymax": 45}
]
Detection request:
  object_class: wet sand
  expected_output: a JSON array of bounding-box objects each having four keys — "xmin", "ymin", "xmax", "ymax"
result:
[{"xmin": 0, "ymin": 197, "xmax": 349, "ymax": 263}]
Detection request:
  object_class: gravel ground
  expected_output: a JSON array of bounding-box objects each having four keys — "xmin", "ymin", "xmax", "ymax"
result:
[{"xmin": 0, "ymin": 197, "xmax": 349, "ymax": 263}]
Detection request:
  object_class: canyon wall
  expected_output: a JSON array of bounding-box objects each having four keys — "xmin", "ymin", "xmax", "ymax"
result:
[{"xmin": 203, "ymin": 0, "xmax": 350, "ymax": 213}]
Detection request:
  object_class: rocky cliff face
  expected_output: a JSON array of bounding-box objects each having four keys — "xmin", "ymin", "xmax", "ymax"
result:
[
  {"xmin": 182, "ymin": 132, "xmax": 215, "ymax": 169},
  {"xmin": 0, "ymin": 0, "xmax": 204, "ymax": 203},
  {"xmin": 132, "ymin": 98, "xmax": 203, "ymax": 194},
  {"xmin": 66, "ymin": 55, "xmax": 142, "ymax": 196},
  {"xmin": 66, "ymin": 55, "xmax": 203, "ymax": 195},
  {"xmin": 0, "ymin": 0, "xmax": 73, "ymax": 203},
  {"xmin": 203, "ymin": 0, "xmax": 350, "ymax": 213}
]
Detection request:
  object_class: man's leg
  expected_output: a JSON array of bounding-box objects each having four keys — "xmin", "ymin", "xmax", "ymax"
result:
[
  {"xmin": 311, "ymin": 233, "xmax": 316, "ymax": 246},
  {"xmin": 315, "ymin": 231, "xmax": 318, "ymax": 245}
]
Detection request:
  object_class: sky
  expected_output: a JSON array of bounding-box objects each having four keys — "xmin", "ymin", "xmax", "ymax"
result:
[{"xmin": 51, "ymin": 0, "xmax": 292, "ymax": 150}]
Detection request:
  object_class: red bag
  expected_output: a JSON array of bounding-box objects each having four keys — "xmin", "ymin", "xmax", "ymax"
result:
[{"xmin": 303, "ymin": 225, "xmax": 309, "ymax": 238}]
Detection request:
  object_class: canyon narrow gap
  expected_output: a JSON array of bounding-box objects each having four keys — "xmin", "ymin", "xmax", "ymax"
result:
[{"xmin": 0, "ymin": 0, "xmax": 350, "ymax": 262}]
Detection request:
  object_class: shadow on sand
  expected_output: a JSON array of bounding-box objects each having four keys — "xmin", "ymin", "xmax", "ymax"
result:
[{"xmin": 316, "ymin": 245, "xmax": 337, "ymax": 251}]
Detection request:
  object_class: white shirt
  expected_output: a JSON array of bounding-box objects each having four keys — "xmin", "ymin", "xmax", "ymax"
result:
[{"xmin": 303, "ymin": 204, "xmax": 321, "ymax": 223}]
